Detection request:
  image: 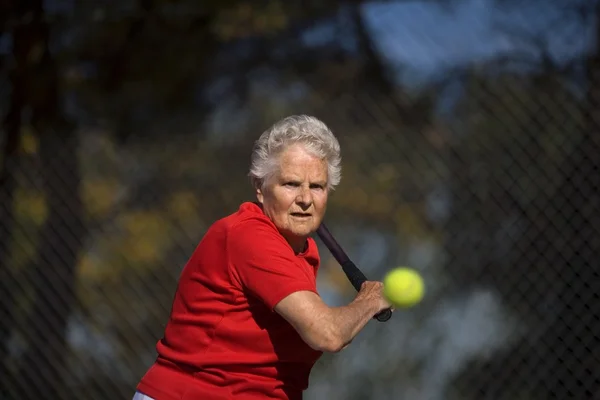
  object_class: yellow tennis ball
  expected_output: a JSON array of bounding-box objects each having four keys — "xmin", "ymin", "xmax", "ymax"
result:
[{"xmin": 383, "ymin": 267, "xmax": 425, "ymax": 308}]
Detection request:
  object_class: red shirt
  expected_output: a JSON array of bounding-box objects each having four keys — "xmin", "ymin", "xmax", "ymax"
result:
[{"xmin": 137, "ymin": 202, "xmax": 323, "ymax": 400}]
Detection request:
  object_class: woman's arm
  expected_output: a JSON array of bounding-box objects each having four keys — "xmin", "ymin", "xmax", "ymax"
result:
[{"xmin": 274, "ymin": 281, "xmax": 390, "ymax": 353}]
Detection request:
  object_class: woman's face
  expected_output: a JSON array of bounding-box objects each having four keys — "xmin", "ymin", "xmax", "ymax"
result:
[{"xmin": 257, "ymin": 144, "xmax": 329, "ymax": 253}]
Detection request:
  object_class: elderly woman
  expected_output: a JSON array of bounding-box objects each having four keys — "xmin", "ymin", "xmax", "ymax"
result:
[{"xmin": 133, "ymin": 115, "xmax": 390, "ymax": 400}]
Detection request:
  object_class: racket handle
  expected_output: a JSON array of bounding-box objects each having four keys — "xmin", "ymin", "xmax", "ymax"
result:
[
  {"xmin": 375, "ymin": 308, "xmax": 392, "ymax": 322},
  {"xmin": 341, "ymin": 261, "xmax": 392, "ymax": 323},
  {"xmin": 341, "ymin": 260, "xmax": 368, "ymax": 292}
]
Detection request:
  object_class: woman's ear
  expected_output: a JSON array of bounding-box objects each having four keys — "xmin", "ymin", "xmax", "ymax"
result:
[
  {"xmin": 254, "ymin": 179, "xmax": 264, "ymax": 204},
  {"xmin": 251, "ymin": 177, "xmax": 263, "ymax": 203}
]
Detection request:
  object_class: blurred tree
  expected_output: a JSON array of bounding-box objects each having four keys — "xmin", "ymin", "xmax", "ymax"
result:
[
  {"xmin": 0, "ymin": 19, "xmax": 24, "ymax": 400},
  {"xmin": 60, "ymin": 0, "xmax": 436, "ymax": 141},
  {"xmin": 0, "ymin": 1, "xmax": 85, "ymax": 399},
  {"xmin": 1, "ymin": 1, "xmax": 442, "ymax": 399},
  {"xmin": 11, "ymin": 0, "xmax": 585, "ymax": 399},
  {"xmin": 445, "ymin": 2, "xmax": 599, "ymax": 397}
]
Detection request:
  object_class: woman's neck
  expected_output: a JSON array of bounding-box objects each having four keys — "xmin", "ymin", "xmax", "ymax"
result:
[{"xmin": 287, "ymin": 237, "xmax": 308, "ymax": 254}]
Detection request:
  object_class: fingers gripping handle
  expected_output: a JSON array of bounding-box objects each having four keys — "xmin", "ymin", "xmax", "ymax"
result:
[
  {"xmin": 341, "ymin": 261, "xmax": 392, "ymax": 322},
  {"xmin": 375, "ymin": 308, "xmax": 393, "ymax": 322},
  {"xmin": 317, "ymin": 224, "xmax": 392, "ymax": 322}
]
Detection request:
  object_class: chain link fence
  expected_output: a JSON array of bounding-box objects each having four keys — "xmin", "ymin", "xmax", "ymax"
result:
[{"xmin": 1, "ymin": 1, "xmax": 599, "ymax": 399}]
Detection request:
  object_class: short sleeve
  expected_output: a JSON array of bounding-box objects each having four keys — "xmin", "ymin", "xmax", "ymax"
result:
[{"xmin": 227, "ymin": 217, "xmax": 317, "ymax": 310}]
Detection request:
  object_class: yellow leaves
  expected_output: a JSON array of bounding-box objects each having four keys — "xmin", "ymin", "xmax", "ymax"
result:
[
  {"xmin": 332, "ymin": 162, "xmax": 398, "ymax": 219},
  {"xmin": 78, "ymin": 253, "xmax": 102, "ymax": 281},
  {"xmin": 394, "ymin": 205, "xmax": 428, "ymax": 239},
  {"xmin": 14, "ymin": 188, "xmax": 47, "ymax": 225},
  {"xmin": 86, "ymin": 130, "xmax": 121, "ymax": 165},
  {"xmin": 331, "ymin": 186, "xmax": 369, "ymax": 211},
  {"xmin": 374, "ymin": 163, "xmax": 400, "ymax": 190},
  {"xmin": 212, "ymin": 1, "xmax": 288, "ymax": 41},
  {"xmin": 79, "ymin": 210, "xmax": 174, "ymax": 283},
  {"xmin": 234, "ymin": 2, "xmax": 254, "ymax": 20},
  {"xmin": 121, "ymin": 236, "xmax": 163, "ymax": 264},
  {"xmin": 329, "ymin": 158, "xmax": 432, "ymax": 239},
  {"xmin": 8, "ymin": 230, "xmax": 37, "ymax": 273},
  {"xmin": 20, "ymin": 128, "xmax": 38, "ymax": 155},
  {"xmin": 117, "ymin": 210, "xmax": 172, "ymax": 263},
  {"xmin": 119, "ymin": 210, "xmax": 164, "ymax": 238},
  {"xmin": 167, "ymin": 191, "xmax": 198, "ymax": 224},
  {"xmin": 82, "ymin": 178, "xmax": 120, "ymax": 218},
  {"xmin": 165, "ymin": 151, "xmax": 212, "ymax": 180}
]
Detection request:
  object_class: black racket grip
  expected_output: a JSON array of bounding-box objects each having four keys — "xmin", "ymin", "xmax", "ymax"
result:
[
  {"xmin": 341, "ymin": 261, "xmax": 392, "ymax": 323},
  {"xmin": 375, "ymin": 308, "xmax": 392, "ymax": 322},
  {"xmin": 340, "ymin": 260, "xmax": 368, "ymax": 292}
]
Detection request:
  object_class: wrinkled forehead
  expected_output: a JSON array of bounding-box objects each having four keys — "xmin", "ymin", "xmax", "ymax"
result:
[{"xmin": 276, "ymin": 146, "xmax": 328, "ymax": 180}]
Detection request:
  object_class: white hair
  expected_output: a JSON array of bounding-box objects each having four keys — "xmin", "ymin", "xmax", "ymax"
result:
[{"xmin": 248, "ymin": 115, "xmax": 342, "ymax": 191}]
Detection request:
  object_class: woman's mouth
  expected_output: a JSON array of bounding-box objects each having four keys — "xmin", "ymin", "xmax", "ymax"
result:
[{"xmin": 291, "ymin": 212, "xmax": 311, "ymax": 218}]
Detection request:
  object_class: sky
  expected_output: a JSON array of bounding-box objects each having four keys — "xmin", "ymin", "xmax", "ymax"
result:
[
  {"xmin": 2, "ymin": 0, "xmax": 592, "ymax": 87},
  {"xmin": 361, "ymin": 0, "xmax": 592, "ymax": 84}
]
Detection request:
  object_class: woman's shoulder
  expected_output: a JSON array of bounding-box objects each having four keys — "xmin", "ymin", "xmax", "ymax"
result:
[
  {"xmin": 212, "ymin": 201, "xmax": 280, "ymax": 239},
  {"xmin": 233, "ymin": 202, "xmax": 275, "ymax": 226}
]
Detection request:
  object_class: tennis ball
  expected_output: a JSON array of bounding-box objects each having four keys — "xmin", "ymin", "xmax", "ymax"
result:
[{"xmin": 383, "ymin": 267, "xmax": 425, "ymax": 308}]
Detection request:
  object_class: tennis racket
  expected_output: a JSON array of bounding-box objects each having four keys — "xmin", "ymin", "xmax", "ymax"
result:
[{"xmin": 316, "ymin": 223, "xmax": 392, "ymax": 322}]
